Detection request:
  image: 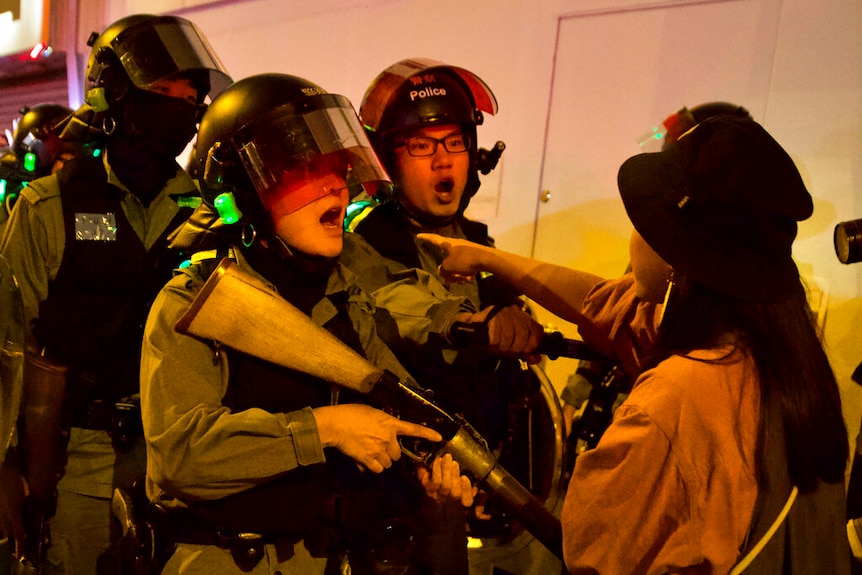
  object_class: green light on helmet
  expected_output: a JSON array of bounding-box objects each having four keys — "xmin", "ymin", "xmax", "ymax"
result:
[
  {"xmin": 344, "ymin": 199, "xmax": 376, "ymax": 232},
  {"xmin": 213, "ymin": 192, "xmax": 243, "ymax": 224},
  {"xmin": 0, "ymin": 179, "xmax": 6, "ymax": 202},
  {"xmin": 345, "ymin": 199, "xmax": 374, "ymax": 219},
  {"xmin": 23, "ymin": 152, "xmax": 37, "ymax": 172}
]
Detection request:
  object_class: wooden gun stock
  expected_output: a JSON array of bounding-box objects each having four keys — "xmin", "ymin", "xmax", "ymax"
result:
[
  {"xmin": 175, "ymin": 258, "xmax": 563, "ymax": 560},
  {"xmin": 175, "ymin": 258, "xmax": 381, "ymax": 394}
]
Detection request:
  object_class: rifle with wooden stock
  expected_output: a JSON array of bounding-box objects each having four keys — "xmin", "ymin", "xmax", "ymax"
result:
[{"xmin": 174, "ymin": 258, "xmax": 564, "ymax": 561}]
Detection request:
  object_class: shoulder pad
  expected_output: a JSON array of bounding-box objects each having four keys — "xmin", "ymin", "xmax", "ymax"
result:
[{"xmin": 18, "ymin": 173, "xmax": 62, "ymax": 204}]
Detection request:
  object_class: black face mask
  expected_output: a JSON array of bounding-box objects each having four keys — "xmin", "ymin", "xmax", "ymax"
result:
[
  {"xmin": 120, "ymin": 86, "xmax": 201, "ymax": 162},
  {"xmin": 107, "ymin": 87, "xmax": 202, "ymax": 205}
]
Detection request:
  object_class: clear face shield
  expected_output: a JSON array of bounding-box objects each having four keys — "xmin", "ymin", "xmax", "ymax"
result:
[
  {"xmin": 232, "ymin": 94, "xmax": 394, "ymax": 215},
  {"xmin": 110, "ymin": 18, "xmax": 232, "ymax": 99}
]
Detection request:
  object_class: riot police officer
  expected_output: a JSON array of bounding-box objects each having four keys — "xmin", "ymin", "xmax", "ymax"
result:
[
  {"xmin": 140, "ymin": 72, "xmax": 488, "ymax": 574},
  {"xmin": 0, "ymin": 103, "xmax": 91, "ymax": 234},
  {"xmin": 349, "ymin": 58, "xmax": 562, "ymax": 575},
  {"xmin": 0, "ymin": 13, "xmax": 230, "ymax": 574}
]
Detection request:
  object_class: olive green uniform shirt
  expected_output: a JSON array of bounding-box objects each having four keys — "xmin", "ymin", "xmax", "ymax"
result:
[
  {"xmin": 0, "ymin": 153, "xmax": 198, "ymax": 499},
  {"xmin": 141, "ymin": 244, "xmax": 469, "ymax": 503}
]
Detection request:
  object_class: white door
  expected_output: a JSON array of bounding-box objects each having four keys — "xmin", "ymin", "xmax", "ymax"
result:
[{"xmin": 531, "ymin": 0, "xmax": 783, "ymax": 391}]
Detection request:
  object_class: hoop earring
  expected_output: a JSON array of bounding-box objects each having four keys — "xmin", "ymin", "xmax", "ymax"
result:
[
  {"xmin": 241, "ymin": 224, "xmax": 256, "ymax": 248},
  {"xmin": 101, "ymin": 116, "xmax": 117, "ymax": 135}
]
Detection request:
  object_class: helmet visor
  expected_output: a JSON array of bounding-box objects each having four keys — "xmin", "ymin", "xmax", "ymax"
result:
[
  {"xmin": 112, "ymin": 18, "xmax": 231, "ymax": 98},
  {"xmin": 360, "ymin": 58, "xmax": 498, "ymax": 133},
  {"xmin": 233, "ymin": 94, "xmax": 393, "ymax": 214}
]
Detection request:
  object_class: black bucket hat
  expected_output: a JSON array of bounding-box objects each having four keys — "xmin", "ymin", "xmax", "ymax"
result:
[{"xmin": 617, "ymin": 115, "xmax": 813, "ymax": 302}]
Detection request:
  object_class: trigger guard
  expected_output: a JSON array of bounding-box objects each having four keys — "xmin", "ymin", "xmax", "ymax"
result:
[{"xmin": 399, "ymin": 436, "xmax": 438, "ymax": 464}]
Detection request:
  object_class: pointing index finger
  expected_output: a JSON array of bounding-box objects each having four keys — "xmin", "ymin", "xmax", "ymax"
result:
[
  {"xmin": 416, "ymin": 232, "xmax": 437, "ymax": 245},
  {"xmin": 417, "ymin": 233, "xmax": 449, "ymax": 251}
]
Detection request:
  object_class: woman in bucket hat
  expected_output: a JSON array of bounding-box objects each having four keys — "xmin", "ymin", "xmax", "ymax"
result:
[{"xmin": 419, "ymin": 115, "xmax": 849, "ymax": 574}]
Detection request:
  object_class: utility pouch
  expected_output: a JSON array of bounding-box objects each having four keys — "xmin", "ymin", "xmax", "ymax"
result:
[
  {"xmin": 108, "ymin": 400, "xmax": 143, "ymax": 454},
  {"xmin": 72, "ymin": 395, "xmax": 142, "ymax": 454},
  {"xmin": 226, "ymin": 533, "xmax": 266, "ymax": 572}
]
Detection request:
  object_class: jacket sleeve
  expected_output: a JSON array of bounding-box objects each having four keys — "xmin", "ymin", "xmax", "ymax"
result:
[
  {"xmin": 0, "ymin": 177, "xmax": 64, "ymax": 352},
  {"xmin": 577, "ymin": 273, "xmax": 662, "ymax": 380},
  {"xmin": 369, "ymin": 267, "xmax": 473, "ymax": 347},
  {"xmin": 140, "ymin": 269, "xmax": 326, "ymax": 502},
  {"xmin": 342, "ymin": 233, "xmax": 474, "ymax": 348}
]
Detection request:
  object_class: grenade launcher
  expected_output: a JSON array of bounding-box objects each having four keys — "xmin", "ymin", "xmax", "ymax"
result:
[{"xmin": 174, "ymin": 258, "xmax": 563, "ymax": 560}]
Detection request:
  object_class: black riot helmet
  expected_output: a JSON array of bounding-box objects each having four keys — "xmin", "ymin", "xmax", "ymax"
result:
[
  {"xmin": 359, "ymin": 58, "xmax": 498, "ymax": 208},
  {"xmin": 12, "ymin": 104, "xmax": 71, "ymax": 157},
  {"xmin": 1, "ymin": 104, "xmax": 93, "ymax": 216},
  {"xmin": 10, "ymin": 103, "xmax": 85, "ymax": 175},
  {"xmin": 58, "ymin": 14, "xmax": 231, "ymax": 153},
  {"xmin": 84, "ymin": 14, "xmax": 231, "ymax": 111},
  {"xmin": 638, "ymin": 101, "xmax": 753, "ymax": 152},
  {"xmin": 191, "ymin": 73, "xmax": 393, "ymax": 243}
]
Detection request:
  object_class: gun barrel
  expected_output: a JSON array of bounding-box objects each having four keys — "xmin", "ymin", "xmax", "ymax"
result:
[
  {"xmin": 442, "ymin": 427, "xmax": 564, "ymax": 560},
  {"xmin": 179, "ymin": 259, "xmax": 565, "ymax": 559}
]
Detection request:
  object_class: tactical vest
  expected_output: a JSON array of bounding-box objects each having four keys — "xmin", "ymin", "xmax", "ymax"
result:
[
  {"xmin": 352, "ymin": 201, "xmax": 534, "ymax": 451},
  {"xmin": 352, "ymin": 202, "xmax": 493, "ymax": 268},
  {"xmin": 35, "ymin": 156, "xmax": 195, "ymax": 406},
  {"xmin": 189, "ymin": 262, "xmax": 422, "ymax": 548}
]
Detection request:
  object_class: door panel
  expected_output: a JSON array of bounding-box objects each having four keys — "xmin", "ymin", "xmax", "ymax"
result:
[{"xmin": 532, "ymin": 0, "xmax": 782, "ymax": 391}]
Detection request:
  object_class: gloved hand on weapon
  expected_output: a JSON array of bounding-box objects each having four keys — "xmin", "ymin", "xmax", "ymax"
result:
[{"xmin": 450, "ymin": 304, "xmax": 544, "ymax": 365}]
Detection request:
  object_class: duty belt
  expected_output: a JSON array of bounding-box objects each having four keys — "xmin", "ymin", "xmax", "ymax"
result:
[
  {"xmin": 154, "ymin": 505, "xmax": 297, "ymax": 571},
  {"xmin": 70, "ymin": 398, "xmax": 142, "ymax": 453}
]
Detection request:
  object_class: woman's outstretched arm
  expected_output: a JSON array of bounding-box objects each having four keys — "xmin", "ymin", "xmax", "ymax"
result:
[{"xmin": 418, "ymin": 233, "xmax": 605, "ymax": 325}]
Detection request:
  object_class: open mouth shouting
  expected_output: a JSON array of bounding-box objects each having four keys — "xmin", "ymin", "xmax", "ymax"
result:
[
  {"xmin": 435, "ymin": 177, "xmax": 456, "ymax": 201},
  {"xmin": 320, "ymin": 204, "xmax": 345, "ymax": 231}
]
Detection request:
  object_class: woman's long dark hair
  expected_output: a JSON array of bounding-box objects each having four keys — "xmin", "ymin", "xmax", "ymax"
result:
[{"xmin": 645, "ymin": 276, "xmax": 848, "ymax": 492}]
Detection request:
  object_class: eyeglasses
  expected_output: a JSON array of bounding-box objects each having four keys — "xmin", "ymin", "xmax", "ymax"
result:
[{"xmin": 395, "ymin": 133, "xmax": 470, "ymax": 157}]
